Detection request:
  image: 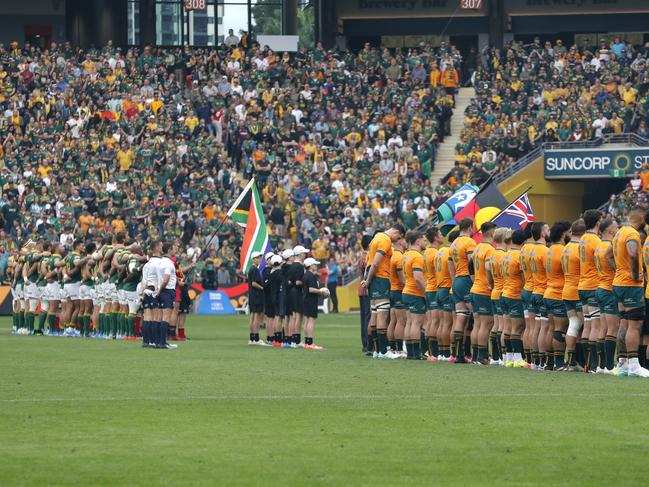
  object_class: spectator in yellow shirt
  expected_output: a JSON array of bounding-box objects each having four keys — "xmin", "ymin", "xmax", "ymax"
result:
[
  {"xmin": 111, "ymin": 214, "xmax": 126, "ymax": 234},
  {"xmin": 150, "ymin": 94, "xmax": 164, "ymax": 115},
  {"xmin": 78, "ymin": 210, "xmax": 95, "ymax": 235},
  {"xmin": 185, "ymin": 112, "xmax": 199, "ymax": 133},
  {"xmin": 312, "ymin": 237, "xmax": 330, "ymax": 261},
  {"xmin": 116, "ymin": 144, "xmax": 134, "ymax": 170}
]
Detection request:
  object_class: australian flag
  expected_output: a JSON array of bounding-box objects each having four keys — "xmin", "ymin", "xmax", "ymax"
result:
[{"xmin": 492, "ymin": 192, "xmax": 535, "ymax": 230}]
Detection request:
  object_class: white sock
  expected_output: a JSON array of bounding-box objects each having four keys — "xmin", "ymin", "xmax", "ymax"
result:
[
  {"xmin": 513, "ymin": 353, "xmax": 522, "ymax": 362},
  {"xmin": 629, "ymin": 357, "xmax": 640, "ymax": 368}
]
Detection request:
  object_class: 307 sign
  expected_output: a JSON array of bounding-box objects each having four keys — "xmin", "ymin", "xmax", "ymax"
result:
[
  {"xmin": 184, "ymin": 0, "xmax": 207, "ymax": 10},
  {"xmin": 460, "ymin": 0, "xmax": 483, "ymax": 9}
]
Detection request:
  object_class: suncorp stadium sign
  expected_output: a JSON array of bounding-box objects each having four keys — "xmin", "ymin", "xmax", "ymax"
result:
[{"xmin": 544, "ymin": 148, "xmax": 649, "ymax": 179}]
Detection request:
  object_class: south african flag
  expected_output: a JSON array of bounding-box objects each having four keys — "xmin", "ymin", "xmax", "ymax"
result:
[{"xmin": 227, "ymin": 179, "xmax": 272, "ymax": 273}]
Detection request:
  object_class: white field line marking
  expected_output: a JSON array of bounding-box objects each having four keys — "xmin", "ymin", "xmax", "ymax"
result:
[{"xmin": 3, "ymin": 392, "xmax": 649, "ymax": 403}]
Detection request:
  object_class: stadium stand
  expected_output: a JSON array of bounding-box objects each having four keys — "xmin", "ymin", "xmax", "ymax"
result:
[{"xmin": 1, "ymin": 35, "xmax": 649, "ymax": 284}]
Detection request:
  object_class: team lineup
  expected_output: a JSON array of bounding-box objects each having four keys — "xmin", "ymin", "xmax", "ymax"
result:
[
  {"xmin": 9, "ymin": 205, "xmax": 649, "ymax": 375},
  {"xmin": 361, "ymin": 207, "xmax": 649, "ymax": 377},
  {"xmin": 9, "ymin": 234, "xmax": 191, "ymax": 349}
]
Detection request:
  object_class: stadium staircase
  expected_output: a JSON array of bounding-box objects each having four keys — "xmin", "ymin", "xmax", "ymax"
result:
[{"xmin": 431, "ymin": 87, "xmax": 475, "ymax": 183}]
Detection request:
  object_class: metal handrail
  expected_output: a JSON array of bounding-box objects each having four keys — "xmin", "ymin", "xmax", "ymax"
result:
[{"xmin": 494, "ymin": 133, "xmax": 649, "ymax": 184}]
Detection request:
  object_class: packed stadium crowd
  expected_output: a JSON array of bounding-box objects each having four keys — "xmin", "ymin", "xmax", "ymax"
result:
[
  {"xmin": 2, "ymin": 35, "xmax": 649, "ymax": 282},
  {"xmin": 446, "ymin": 36, "xmax": 649, "ymax": 186},
  {"xmin": 4, "ymin": 33, "xmax": 649, "ymax": 347},
  {"xmin": 0, "ymin": 37, "xmax": 463, "ymax": 286},
  {"xmin": 361, "ymin": 207, "xmax": 649, "ymax": 378}
]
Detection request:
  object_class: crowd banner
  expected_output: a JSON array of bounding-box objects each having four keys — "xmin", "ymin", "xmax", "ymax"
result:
[{"xmin": 544, "ymin": 148, "xmax": 649, "ymax": 179}]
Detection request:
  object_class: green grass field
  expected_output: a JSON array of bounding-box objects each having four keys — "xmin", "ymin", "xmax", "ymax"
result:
[{"xmin": 1, "ymin": 313, "xmax": 648, "ymax": 486}]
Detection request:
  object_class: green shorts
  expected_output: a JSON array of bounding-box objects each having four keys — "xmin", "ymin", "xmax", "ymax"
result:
[
  {"xmin": 596, "ymin": 288, "xmax": 619, "ymax": 316},
  {"xmin": 578, "ymin": 289, "xmax": 599, "ymax": 309},
  {"xmin": 369, "ymin": 277, "xmax": 390, "ymax": 301},
  {"xmin": 425, "ymin": 291, "xmax": 438, "ymax": 311},
  {"xmin": 521, "ymin": 289, "xmax": 533, "ymax": 312},
  {"xmin": 532, "ymin": 293, "xmax": 547, "ymax": 318},
  {"xmin": 502, "ymin": 296, "xmax": 524, "ymax": 318},
  {"xmin": 471, "ymin": 292, "xmax": 493, "ymax": 316},
  {"xmin": 402, "ymin": 293, "xmax": 427, "ymax": 315},
  {"xmin": 563, "ymin": 299, "xmax": 583, "ymax": 312},
  {"xmin": 390, "ymin": 290, "xmax": 405, "ymax": 310},
  {"xmin": 436, "ymin": 287, "xmax": 452, "ymax": 312},
  {"xmin": 492, "ymin": 298, "xmax": 503, "ymax": 316},
  {"xmin": 452, "ymin": 275, "xmax": 473, "ymax": 304},
  {"xmin": 613, "ymin": 285, "xmax": 644, "ymax": 310},
  {"xmin": 545, "ymin": 298, "xmax": 567, "ymax": 318}
]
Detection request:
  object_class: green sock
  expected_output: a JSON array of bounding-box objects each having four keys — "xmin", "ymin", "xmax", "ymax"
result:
[
  {"xmin": 12, "ymin": 312, "xmax": 17, "ymax": 329},
  {"xmin": 127, "ymin": 315, "xmax": 136, "ymax": 336},
  {"xmin": 605, "ymin": 337, "xmax": 616, "ymax": 370},
  {"xmin": 429, "ymin": 337, "xmax": 439, "ymax": 356},
  {"xmin": 99, "ymin": 314, "xmax": 105, "ymax": 334},
  {"xmin": 370, "ymin": 330, "xmax": 378, "ymax": 352},
  {"xmin": 47, "ymin": 314, "xmax": 57, "ymax": 332},
  {"xmin": 596, "ymin": 340, "xmax": 605, "ymax": 369},
  {"xmin": 413, "ymin": 341, "xmax": 421, "ymax": 359},
  {"xmin": 110, "ymin": 313, "xmax": 118, "ymax": 336},
  {"xmin": 37, "ymin": 311, "xmax": 47, "ymax": 330},
  {"xmin": 377, "ymin": 331, "xmax": 388, "ymax": 354},
  {"xmin": 27, "ymin": 312, "xmax": 35, "ymax": 331},
  {"xmin": 16, "ymin": 311, "xmax": 23, "ymax": 329}
]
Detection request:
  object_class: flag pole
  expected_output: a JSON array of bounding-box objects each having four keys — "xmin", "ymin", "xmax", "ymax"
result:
[
  {"xmin": 200, "ymin": 178, "xmax": 256, "ymax": 260},
  {"xmin": 489, "ymin": 184, "xmax": 533, "ymax": 223}
]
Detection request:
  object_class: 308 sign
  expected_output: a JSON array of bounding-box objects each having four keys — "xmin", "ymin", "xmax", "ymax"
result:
[
  {"xmin": 460, "ymin": 0, "xmax": 483, "ymax": 9},
  {"xmin": 184, "ymin": 0, "xmax": 207, "ymax": 10}
]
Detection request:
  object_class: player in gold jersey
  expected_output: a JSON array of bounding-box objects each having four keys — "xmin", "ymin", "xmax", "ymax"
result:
[
  {"xmin": 449, "ymin": 218, "xmax": 477, "ymax": 363},
  {"xmin": 544, "ymin": 221, "xmax": 571, "ymax": 370},
  {"xmin": 435, "ymin": 230, "xmax": 459, "ymax": 361},
  {"xmin": 402, "ymin": 231, "xmax": 428, "ymax": 360},
  {"xmin": 361, "ymin": 224, "xmax": 406, "ymax": 359},
  {"xmin": 388, "ymin": 238, "xmax": 406, "ymax": 357},
  {"xmin": 488, "ymin": 228, "xmax": 510, "ymax": 365},
  {"xmin": 501, "ymin": 230, "xmax": 527, "ymax": 367},
  {"xmin": 423, "ymin": 227, "xmax": 443, "ymax": 361},
  {"xmin": 470, "ymin": 222, "xmax": 496, "ymax": 364},
  {"xmin": 594, "ymin": 218, "xmax": 619, "ymax": 374},
  {"xmin": 609, "ymin": 207, "xmax": 649, "ymax": 377},
  {"xmin": 528, "ymin": 221, "xmax": 550, "ymax": 368},
  {"xmin": 578, "ymin": 210, "xmax": 603, "ymax": 373},
  {"xmin": 519, "ymin": 225, "xmax": 535, "ymax": 365},
  {"xmin": 641, "ymin": 212, "xmax": 649, "ymax": 371},
  {"xmin": 560, "ymin": 220, "xmax": 584, "ymax": 371}
]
